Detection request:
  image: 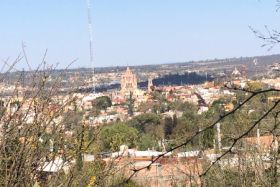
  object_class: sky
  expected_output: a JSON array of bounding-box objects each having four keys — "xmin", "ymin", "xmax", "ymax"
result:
[{"xmin": 0, "ymin": 0, "xmax": 280, "ymax": 69}]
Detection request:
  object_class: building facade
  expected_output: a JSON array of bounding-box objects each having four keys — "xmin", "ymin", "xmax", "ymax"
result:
[{"xmin": 121, "ymin": 67, "xmax": 138, "ymax": 96}]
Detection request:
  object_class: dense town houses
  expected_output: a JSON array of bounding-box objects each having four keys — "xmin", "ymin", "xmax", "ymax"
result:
[
  {"xmin": 0, "ymin": 65, "xmax": 279, "ymax": 186},
  {"xmin": 0, "ymin": 66, "xmax": 279, "ymax": 130}
]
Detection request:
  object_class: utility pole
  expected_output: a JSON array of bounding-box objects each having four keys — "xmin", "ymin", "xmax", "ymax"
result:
[
  {"xmin": 257, "ymin": 128, "xmax": 260, "ymax": 149},
  {"xmin": 216, "ymin": 123, "xmax": 222, "ymax": 152}
]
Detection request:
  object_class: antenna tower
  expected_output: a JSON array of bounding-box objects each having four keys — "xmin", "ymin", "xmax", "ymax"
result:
[{"xmin": 87, "ymin": 0, "xmax": 95, "ymax": 93}]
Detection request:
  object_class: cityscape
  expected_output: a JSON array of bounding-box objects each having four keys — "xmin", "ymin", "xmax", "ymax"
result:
[{"xmin": 0, "ymin": 1, "xmax": 280, "ymax": 187}]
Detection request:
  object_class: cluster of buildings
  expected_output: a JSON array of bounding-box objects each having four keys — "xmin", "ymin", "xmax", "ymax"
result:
[
  {"xmin": 40, "ymin": 132, "xmax": 278, "ymax": 187},
  {"xmin": 0, "ymin": 64, "xmax": 279, "ymax": 186},
  {"xmin": 1, "ymin": 65, "xmax": 279, "ymax": 129}
]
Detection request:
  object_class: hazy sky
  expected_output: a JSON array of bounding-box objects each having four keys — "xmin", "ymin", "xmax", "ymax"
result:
[{"xmin": 0, "ymin": 0, "xmax": 280, "ymax": 69}]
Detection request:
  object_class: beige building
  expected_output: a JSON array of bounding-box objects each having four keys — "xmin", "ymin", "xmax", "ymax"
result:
[{"xmin": 121, "ymin": 67, "xmax": 138, "ymax": 96}]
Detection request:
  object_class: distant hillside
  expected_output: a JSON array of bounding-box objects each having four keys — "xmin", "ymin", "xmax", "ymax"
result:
[
  {"xmin": 86, "ymin": 54, "xmax": 280, "ymax": 74},
  {"xmin": 1, "ymin": 54, "xmax": 279, "ymax": 86}
]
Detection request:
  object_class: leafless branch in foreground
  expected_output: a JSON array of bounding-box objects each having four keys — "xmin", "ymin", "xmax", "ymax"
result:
[{"xmin": 116, "ymin": 87, "xmax": 280, "ymax": 186}]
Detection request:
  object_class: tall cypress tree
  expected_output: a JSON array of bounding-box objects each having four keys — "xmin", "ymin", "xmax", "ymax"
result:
[{"xmin": 128, "ymin": 92, "xmax": 134, "ymax": 116}]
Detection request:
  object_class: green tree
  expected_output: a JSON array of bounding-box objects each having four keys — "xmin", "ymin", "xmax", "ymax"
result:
[
  {"xmin": 164, "ymin": 117, "xmax": 174, "ymax": 138},
  {"xmin": 94, "ymin": 96, "xmax": 112, "ymax": 111},
  {"xmin": 129, "ymin": 113, "xmax": 161, "ymax": 133},
  {"xmin": 170, "ymin": 101, "xmax": 191, "ymax": 112},
  {"xmin": 201, "ymin": 128, "xmax": 215, "ymax": 149},
  {"xmin": 75, "ymin": 124, "xmax": 85, "ymax": 171},
  {"xmin": 137, "ymin": 134, "xmax": 157, "ymax": 150},
  {"xmin": 127, "ymin": 92, "xmax": 134, "ymax": 116},
  {"xmin": 247, "ymin": 81, "xmax": 265, "ymax": 92},
  {"xmin": 99, "ymin": 123, "xmax": 139, "ymax": 151},
  {"xmin": 69, "ymin": 160, "xmax": 107, "ymax": 187},
  {"xmin": 171, "ymin": 103, "xmax": 200, "ymax": 149}
]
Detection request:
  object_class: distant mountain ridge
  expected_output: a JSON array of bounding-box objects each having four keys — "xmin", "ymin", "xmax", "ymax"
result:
[{"xmin": 77, "ymin": 54, "xmax": 280, "ymax": 73}]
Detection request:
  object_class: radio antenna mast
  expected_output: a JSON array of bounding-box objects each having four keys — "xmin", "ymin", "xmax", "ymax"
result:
[{"xmin": 87, "ymin": 0, "xmax": 95, "ymax": 93}]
